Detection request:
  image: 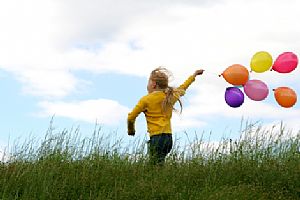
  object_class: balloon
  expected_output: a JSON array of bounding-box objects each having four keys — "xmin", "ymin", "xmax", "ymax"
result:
[
  {"xmin": 250, "ymin": 51, "xmax": 273, "ymax": 73},
  {"xmin": 272, "ymin": 52, "xmax": 298, "ymax": 73},
  {"xmin": 221, "ymin": 64, "xmax": 249, "ymax": 86},
  {"xmin": 273, "ymin": 87, "xmax": 297, "ymax": 108},
  {"xmin": 244, "ymin": 80, "xmax": 269, "ymax": 101},
  {"xmin": 225, "ymin": 87, "xmax": 244, "ymax": 108}
]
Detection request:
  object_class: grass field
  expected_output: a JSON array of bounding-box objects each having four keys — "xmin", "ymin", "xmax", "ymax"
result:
[{"xmin": 0, "ymin": 121, "xmax": 299, "ymax": 199}]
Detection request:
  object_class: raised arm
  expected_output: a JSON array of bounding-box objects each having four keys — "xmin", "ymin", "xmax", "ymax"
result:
[{"xmin": 177, "ymin": 69, "xmax": 205, "ymax": 93}]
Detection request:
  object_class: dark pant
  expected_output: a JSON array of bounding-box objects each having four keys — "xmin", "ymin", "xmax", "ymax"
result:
[{"xmin": 148, "ymin": 133, "xmax": 173, "ymax": 165}]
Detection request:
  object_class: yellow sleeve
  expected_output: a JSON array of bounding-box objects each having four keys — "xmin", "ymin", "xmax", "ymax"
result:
[
  {"xmin": 127, "ymin": 97, "xmax": 147, "ymax": 134},
  {"xmin": 176, "ymin": 75, "xmax": 196, "ymax": 96}
]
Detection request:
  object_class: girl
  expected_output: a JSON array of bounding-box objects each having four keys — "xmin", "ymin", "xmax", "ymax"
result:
[{"xmin": 127, "ymin": 67, "xmax": 204, "ymax": 165}]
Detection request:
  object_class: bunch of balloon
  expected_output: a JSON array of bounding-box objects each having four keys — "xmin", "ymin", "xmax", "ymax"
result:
[
  {"xmin": 271, "ymin": 52, "xmax": 298, "ymax": 108},
  {"xmin": 219, "ymin": 51, "xmax": 298, "ymax": 108},
  {"xmin": 219, "ymin": 64, "xmax": 249, "ymax": 108},
  {"xmin": 249, "ymin": 51, "xmax": 298, "ymax": 108}
]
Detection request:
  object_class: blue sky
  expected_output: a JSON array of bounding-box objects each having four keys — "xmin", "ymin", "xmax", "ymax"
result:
[{"xmin": 1, "ymin": 0, "xmax": 300, "ymax": 153}]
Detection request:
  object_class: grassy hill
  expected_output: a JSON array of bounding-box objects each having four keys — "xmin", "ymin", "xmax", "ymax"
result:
[{"xmin": 0, "ymin": 122, "xmax": 299, "ymax": 199}]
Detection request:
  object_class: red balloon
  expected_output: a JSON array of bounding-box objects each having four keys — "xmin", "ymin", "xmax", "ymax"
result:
[{"xmin": 272, "ymin": 52, "xmax": 298, "ymax": 73}]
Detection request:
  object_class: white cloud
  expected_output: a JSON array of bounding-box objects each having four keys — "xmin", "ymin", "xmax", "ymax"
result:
[
  {"xmin": 37, "ymin": 99, "xmax": 130, "ymax": 125},
  {"xmin": 15, "ymin": 69, "xmax": 83, "ymax": 98},
  {"xmin": 1, "ymin": 0, "xmax": 300, "ymax": 97},
  {"xmin": 172, "ymin": 113, "xmax": 207, "ymax": 132},
  {"xmin": 56, "ymin": 0, "xmax": 221, "ymax": 45},
  {"xmin": 0, "ymin": 0, "xmax": 62, "ymax": 64}
]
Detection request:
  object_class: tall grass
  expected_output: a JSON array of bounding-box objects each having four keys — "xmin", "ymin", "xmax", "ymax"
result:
[{"xmin": 0, "ymin": 121, "xmax": 299, "ymax": 200}]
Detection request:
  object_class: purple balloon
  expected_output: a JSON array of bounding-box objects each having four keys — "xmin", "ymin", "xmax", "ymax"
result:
[{"xmin": 225, "ymin": 87, "xmax": 244, "ymax": 108}]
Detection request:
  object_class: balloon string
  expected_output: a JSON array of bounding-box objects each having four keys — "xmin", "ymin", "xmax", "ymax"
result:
[{"xmin": 205, "ymin": 71, "xmax": 221, "ymax": 77}]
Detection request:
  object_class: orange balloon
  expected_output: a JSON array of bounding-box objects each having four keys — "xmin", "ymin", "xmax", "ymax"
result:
[
  {"xmin": 274, "ymin": 87, "xmax": 297, "ymax": 108},
  {"xmin": 221, "ymin": 64, "xmax": 249, "ymax": 86}
]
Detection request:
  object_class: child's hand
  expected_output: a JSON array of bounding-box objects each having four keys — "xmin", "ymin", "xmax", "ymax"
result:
[
  {"xmin": 128, "ymin": 121, "xmax": 135, "ymax": 136},
  {"xmin": 128, "ymin": 131, "xmax": 135, "ymax": 136},
  {"xmin": 194, "ymin": 69, "xmax": 204, "ymax": 76}
]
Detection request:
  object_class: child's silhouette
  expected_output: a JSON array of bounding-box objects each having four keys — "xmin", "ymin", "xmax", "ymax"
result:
[{"xmin": 128, "ymin": 67, "xmax": 204, "ymax": 165}]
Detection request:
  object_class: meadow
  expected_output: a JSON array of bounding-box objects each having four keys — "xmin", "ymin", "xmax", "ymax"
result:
[{"xmin": 0, "ymin": 121, "xmax": 299, "ymax": 200}]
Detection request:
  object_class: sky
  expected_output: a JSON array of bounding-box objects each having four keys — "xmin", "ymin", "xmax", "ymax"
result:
[{"xmin": 1, "ymin": 0, "xmax": 300, "ymax": 155}]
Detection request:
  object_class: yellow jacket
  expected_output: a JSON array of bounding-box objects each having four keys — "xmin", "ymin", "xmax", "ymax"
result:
[{"xmin": 127, "ymin": 75, "xmax": 196, "ymax": 137}]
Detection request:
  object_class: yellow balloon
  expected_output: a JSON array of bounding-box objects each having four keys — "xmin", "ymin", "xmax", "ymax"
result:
[{"xmin": 250, "ymin": 51, "xmax": 273, "ymax": 73}]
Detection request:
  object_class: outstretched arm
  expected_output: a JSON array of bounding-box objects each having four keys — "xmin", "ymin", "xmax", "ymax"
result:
[{"xmin": 177, "ymin": 69, "xmax": 205, "ymax": 92}]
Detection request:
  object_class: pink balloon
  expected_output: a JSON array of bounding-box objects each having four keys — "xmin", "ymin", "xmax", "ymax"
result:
[
  {"xmin": 272, "ymin": 52, "xmax": 298, "ymax": 73},
  {"xmin": 244, "ymin": 79, "xmax": 269, "ymax": 101}
]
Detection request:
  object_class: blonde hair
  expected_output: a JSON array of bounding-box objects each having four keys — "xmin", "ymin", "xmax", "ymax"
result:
[{"xmin": 150, "ymin": 67, "xmax": 183, "ymax": 114}]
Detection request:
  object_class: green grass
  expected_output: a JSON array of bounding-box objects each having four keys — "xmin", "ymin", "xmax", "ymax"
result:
[{"xmin": 0, "ymin": 121, "xmax": 299, "ymax": 200}]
